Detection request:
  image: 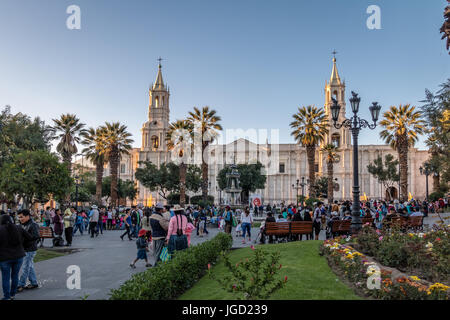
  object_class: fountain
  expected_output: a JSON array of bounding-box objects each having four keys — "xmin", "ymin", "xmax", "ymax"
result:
[{"xmin": 224, "ymin": 164, "xmax": 242, "ymax": 208}]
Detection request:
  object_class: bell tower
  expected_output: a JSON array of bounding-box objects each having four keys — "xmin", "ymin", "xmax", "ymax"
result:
[
  {"xmin": 323, "ymin": 53, "xmax": 350, "ymax": 149},
  {"xmin": 141, "ymin": 59, "xmax": 170, "ymax": 152}
]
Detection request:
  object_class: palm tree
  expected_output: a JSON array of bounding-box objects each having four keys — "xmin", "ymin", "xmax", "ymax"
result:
[
  {"xmin": 101, "ymin": 122, "xmax": 134, "ymax": 208},
  {"xmin": 321, "ymin": 144, "xmax": 340, "ymax": 203},
  {"xmin": 187, "ymin": 106, "xmax": 222, "ymax": 202},
  {"xmin": 51, "ymin": 114, "xmax": 85, "ymax": 173},
  {"xmin": 379, "ymin": 105, "xmax": 425, "ymax": 201},
  {"xmin": 167, "ymin": 120, "xmax": 194, "ymax": 208},
  {"xmin": 81, "ymin": 127, "xmax": 108, "ymax": 204},
  {"xmin": 290, "ymin": 106, "xmax": 328, "ymax": 197}
]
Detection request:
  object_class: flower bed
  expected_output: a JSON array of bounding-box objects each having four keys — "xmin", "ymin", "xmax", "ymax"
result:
[
  {"xmin": 355, "ymin": 223, "xmax": 450, "ymax": 284},
  {"xmin": 319, "ymin": 237, "xmax": 449, "ymax": 300}
]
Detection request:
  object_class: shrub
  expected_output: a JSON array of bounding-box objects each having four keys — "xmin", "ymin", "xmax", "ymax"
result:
[
  {"xmin": 209, "ymin": 246, "xmax": 286, "ymax": 299},
  {"xmin": 429, "ymin": 191, "xmax": 444, "ymax": 202},
  {"xmin": 190, "ymin": 195, "xmax": 214, "ymax": 206},
  {"xmin": 167, "ymin": 193, "xmax": 190, "ymax": 205},
  {"xmin": 109, "ymin": 233, "xmax": 233, "ymax": 300}
]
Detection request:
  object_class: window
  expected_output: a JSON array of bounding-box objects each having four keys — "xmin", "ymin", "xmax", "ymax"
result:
[
  {"xmin": 155, "ymin": 96, "xmax": 159, "ymax": 108},
  {"xmin": 279, "ymin": 163, "xmax": 285, "ymax": 173},
  {"xmin": 120, "ymin": 163, "xmax": 126, "ymax": 174},
  {"xmin": 314, "ymin": 163, "xmax": 319, "ymax": 173},
  {"xmin": 331, "ymin": 133, "xmax": 340, "ymax": 148},
  {"xmin": 151, "ymin": 135, "xmax": 159, "ymax": 150}
]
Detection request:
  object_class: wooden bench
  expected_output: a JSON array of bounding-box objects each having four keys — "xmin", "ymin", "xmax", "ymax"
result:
[
  {"xmin": 265, "ymin": 222, "xmax": 290, "ymax": 238},
  {"xmin": 362, "ymin": 217, "xmax": 375, "ymax": 226},
  {"xmin": 407, "ymin": 216, "xmax": 424, "ymax": 231},
  {"xmin": 39, "ymin": 226, "xmax": 54, "ymax": 247},
  {"xmin": 331, "ymin": 220, "xmax": 351, "ymax": 237},
  {"xmin": 290, "ymin": 221, "xmax": 313, "ymax": 236}
]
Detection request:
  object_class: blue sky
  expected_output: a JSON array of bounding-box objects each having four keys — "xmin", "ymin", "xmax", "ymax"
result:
[{"xmin": 0, "ymin": 0, "xmax": 448, "ymax": 151}]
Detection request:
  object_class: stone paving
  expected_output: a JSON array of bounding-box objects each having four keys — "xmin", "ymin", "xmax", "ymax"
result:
[{"xmin": 1, "ymin": 213, "xmax": 446, "ymax": 300}]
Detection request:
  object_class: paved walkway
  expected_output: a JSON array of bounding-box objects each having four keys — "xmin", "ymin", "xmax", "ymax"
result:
[{"xmin": 1, "ymin": 213, "xmax": 446, "ymax": 300}]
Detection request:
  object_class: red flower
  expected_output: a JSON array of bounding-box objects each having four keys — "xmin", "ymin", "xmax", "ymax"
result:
[
  {"xmin": 250, "ymin": 245, "xmax": 255, "ymax": 250},
  {"xmin": 284, "ymin": 276, "xmax": 288, "ymax": 283},
  {"xmin": 436, "ymin": 238, "xmax": 441, "ymax": 241},
  {"xmin": 207, "ymin": 263, "xmax": 211, "ymax": 270}
]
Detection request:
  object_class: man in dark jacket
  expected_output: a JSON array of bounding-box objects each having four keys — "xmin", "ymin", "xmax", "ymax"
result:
[
  {"xmin": 260, "ymin": 212, "xmax": 276, "ymax": 244},
  {"xmin": 16, "ymin": 209, "xmax": 40, "ymax": 292},
  {"xmin": 149, "ymin": 203, "xmax": 169, "ymax": 266}
]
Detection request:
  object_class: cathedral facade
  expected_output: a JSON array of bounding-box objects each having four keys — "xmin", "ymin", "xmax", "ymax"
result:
[{"xmin": 79, "ymin": 58, "xmax": 430, "ymax": 206}]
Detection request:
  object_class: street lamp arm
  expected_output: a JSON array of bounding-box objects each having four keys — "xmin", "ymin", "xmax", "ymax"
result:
[{"xmin": 333, "ymin": 118, "xmax": 352, "ymax": 129}]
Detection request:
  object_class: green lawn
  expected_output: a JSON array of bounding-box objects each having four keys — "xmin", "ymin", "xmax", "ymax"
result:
[
  {"xmin": 35, "ymin": 249, "xmax": 66, "ymax": 262},
  {"xmin": 179, "ymin": 241, "xmax": 361, "ymax": 300}
]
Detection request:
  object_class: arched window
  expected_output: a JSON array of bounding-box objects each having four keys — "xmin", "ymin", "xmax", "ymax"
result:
[
  {"xmin": 151, "ymin": 135, "xmax": 159, "ymax": 150},
  {"xmin": 155, "ymin": 96, "xmax": 159, "ymax": 108},
  {"xmin": 333, "ymin": 90, "xmax": 338, "ymax": 100},
  {"xmin": 162, "ymin": 96, "xmax": 165, "ymax": 106},
  {"xmin": 331, "ymin": 133, "xmax": 340, "ymax": 148}
]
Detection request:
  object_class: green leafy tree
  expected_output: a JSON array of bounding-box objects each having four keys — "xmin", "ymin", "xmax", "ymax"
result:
[
  {"xmin": 135, "ymin": 161, "xmax": 202, "ymax": 200},
  {"xmin": 367, "ymin": 154, "xmax": 400, "ymax": 201},
  {"xmin": 320, "ymin": 144, "xmax": 340, "ymax": 203},
  {"xmin": 0, "ymin": 106, "xmax": 52, "ymax": 163},
  {"xmin": 420, "ymin": 79, "xmax": 450, "ymax": 189},
  {"xmin": 217, "ymin": 162, "xmax": 267, "ymax": 204},
  {"xmin": 0, "ymin": 150, "xmax": 72, "ymax": 208},
  {"xmin": 99, "ymin": 176, "xmax": 137, "ymax": 204}
]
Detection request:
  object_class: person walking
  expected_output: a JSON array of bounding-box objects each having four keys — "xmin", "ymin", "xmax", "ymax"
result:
[
  {"xmin": 240, "ymin": 207, "xmax": 253, "ymax": 244},
  {"xmin": 120, "ymin": 209, "xmax": 133, "ymax": 241},
  {"xmin": 129, "ymin": 229, "xmax": 151, "ymax": 268},
  {"xmin": 16, "ymin": 209, "xmax": 40, "ymax": 293},
  {"xmin": 0, "ymin": 215, "xmax": 30, "ymax": 300},
  {"xmin": 313, "ymin": 202, "xmax": 323, "ymax": 240},
  {"xmin": 107, "ymin": 208, "xmax": 113, "ymax": 230},
  {"xmin": 224, "ymin": 206, "xmax": 233, "ymax": 234},
  {"xmin": 149, "ymin": 203, "xmax": 169, "ymax": 265},
  {"xmin": 89, "ymin": 205, "xmax": 99, "ymax": 238},
  {"xmin": 73, "ymin": 211, "xmax": 84, "ymax": 236},
  {"xmin": 52, "ymin": 209, "xmax": 64, "ymax": 238},
  {"xmin": 166, "ymin": 205, "xmax": 188, "ymax": 255},
  {"xmin": 141, "ymin": 207, "xmax": 152, "ymax": 240},
  {"xmin": 63, "ymin": 207, "xmax": 76, "ymax": 246}
]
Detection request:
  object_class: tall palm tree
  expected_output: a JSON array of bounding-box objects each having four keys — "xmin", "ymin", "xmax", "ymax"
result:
[
  {"xmin": 101, "ymin": 122, "xmax": 134, "ymax": 208},
  {"xmin": 321, "ymin": 144, "xmax": 340, "ymax": 204},
  {"xmin": 51, "ymin": 114, "xmax": 85, "ymax": 173},
  {"xmin": 290, "ymin": 106, "xmax": 329, "ymax": 197},
  {"xmin": 167, "ymin": 120, "xmax": 194, "ymax": 208},
  {"xmin": 81, "ymin": 127, "xmax": 108, "ymax": 204},
  {"xmin": 379, "ymin": 105, "xmax": 425, "ymax": 201},
  {"xmin": 187, "ymin": 106, "xmax": 222, "ymax": 202}
]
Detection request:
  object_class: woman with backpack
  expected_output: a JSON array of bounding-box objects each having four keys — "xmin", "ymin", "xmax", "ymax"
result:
[{"xmin": 165, "ymin": 205, "xmax": 188, "ymax": 255}]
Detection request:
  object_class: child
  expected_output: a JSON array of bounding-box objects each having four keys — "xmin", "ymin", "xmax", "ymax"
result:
[
  {"xmin": 219, "ymin": 217, "xmax": 225, "ymax": 231},
  {"xmin": 185, "ymin": 220, "xmax": 195, "ymax": 247},
  {"xmin": 198, "ymin": 218, "xmax": 205, "ymax": 237},
  {"xmin": 235, "ymin": 221, "xmax": 242, "ymax": 237},
  {"xmin": 130, "ymin": 229, "xmax": 151, "ymax": 268}
]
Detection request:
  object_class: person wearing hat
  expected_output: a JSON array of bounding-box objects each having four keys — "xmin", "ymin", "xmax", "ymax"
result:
[
  {"xmin": 165, "ymin": 205, "xmax": 188, "ymax": 255},
  {"xmin": 129, "ymin": 229, "xmax": 151, "ymax": 268},
  {"xmin": 88, "ymin": 205, "xmax": 99, "ymax": 238},
  {"xmin": 149, "ymin": 203, "xmax": 169, "ymax": 265}
]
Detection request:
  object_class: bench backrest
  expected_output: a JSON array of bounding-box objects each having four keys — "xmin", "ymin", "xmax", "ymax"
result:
[
  {"xmin": 339, "ymin": 220, "xmax": 351, "ymax": 232},
  {"xmin": 39, "ymin": 226, "xmax": 54, "ymax": 238},
  {"xmin": 290, "ymin": 221, "xmax": 313, "ymax": 234},
  {"xmin": 362, "ymin": 218, "xmax": 374, "ymax": 225},
  {"xmin": 265, "ymin": 222, "xmax": 290, "ymax": 235},
  {"xmin": 408, "ymin": 216, "xmax": 423, "ymax": 227}
]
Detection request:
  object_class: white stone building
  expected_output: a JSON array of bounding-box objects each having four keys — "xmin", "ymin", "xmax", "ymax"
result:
[{"xmin": 75, "ymin": 58, "xmax": 429, "ymax": 206}]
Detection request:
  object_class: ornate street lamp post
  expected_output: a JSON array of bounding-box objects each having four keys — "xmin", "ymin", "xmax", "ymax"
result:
[
  {"xmin": 292, "ymin": 177, "xmax": 308, "ymax": 207},
  {"xmin": 74, "ymin": 175, "xmax": 84, "ymax": 211},
  {"xmin": 419, "ymin": 163, "xmax": 432, "ymax": 203},
  {"xmin": 330, "ymin": 92, "xmax": 381, "ymax": 234}
]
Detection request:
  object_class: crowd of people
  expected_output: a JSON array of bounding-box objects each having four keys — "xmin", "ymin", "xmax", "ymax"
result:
[{"xmin": 0, "ymin": 195, "xmax": 448, "ymax": 300}]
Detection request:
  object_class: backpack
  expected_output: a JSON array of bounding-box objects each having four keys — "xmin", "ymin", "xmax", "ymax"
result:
[
  {"xmin": 53, "ymin": 236, "xmax": 64, "ymax": 247},
  {"xmin": 232, "ymin": 215, "xmax": 237, "ymax": 227}
]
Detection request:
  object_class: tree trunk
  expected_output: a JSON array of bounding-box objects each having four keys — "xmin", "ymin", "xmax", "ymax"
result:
[
  {"xmin": 306, "ymin": 145, "xmax": 316, "ymax": 198},
  {"xmin": 63, "ymin": 154, "xmax": 72, "ymax": 204},
  {"xmin": 433, "ymin": 173, "xmax": 440, "ymax": 193},
  {"xmin": 110, "ymin": 146, "xmax": 119, "ymax": 208},
  {"xmin": 95, "ymin": 160, "xmax": 104, "ymax": 205},
  {"xmin": 201, "ymin": 142, "xmax": 208, "ymax": 202},
  {"xmin": 398, "ymin": 136, "xmax": 409, "ymax": 202},
  {"xmin": 327, "ymin": 160, "xmax": 334, "ymax": 204},
  {"xmin": 180, "ymin": 162, "xmax": 187, "ymax": 208}
]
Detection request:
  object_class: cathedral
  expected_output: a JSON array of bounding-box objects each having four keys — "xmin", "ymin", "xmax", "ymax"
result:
[{"xmin": 77, "ymin": 58, "xmax": 430, "ymax": 206}]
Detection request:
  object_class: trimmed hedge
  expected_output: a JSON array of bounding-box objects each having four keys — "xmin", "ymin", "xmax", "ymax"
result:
[{"xmin": 109, "ymin": 233, "xmax": 233, "ymax": 300}]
